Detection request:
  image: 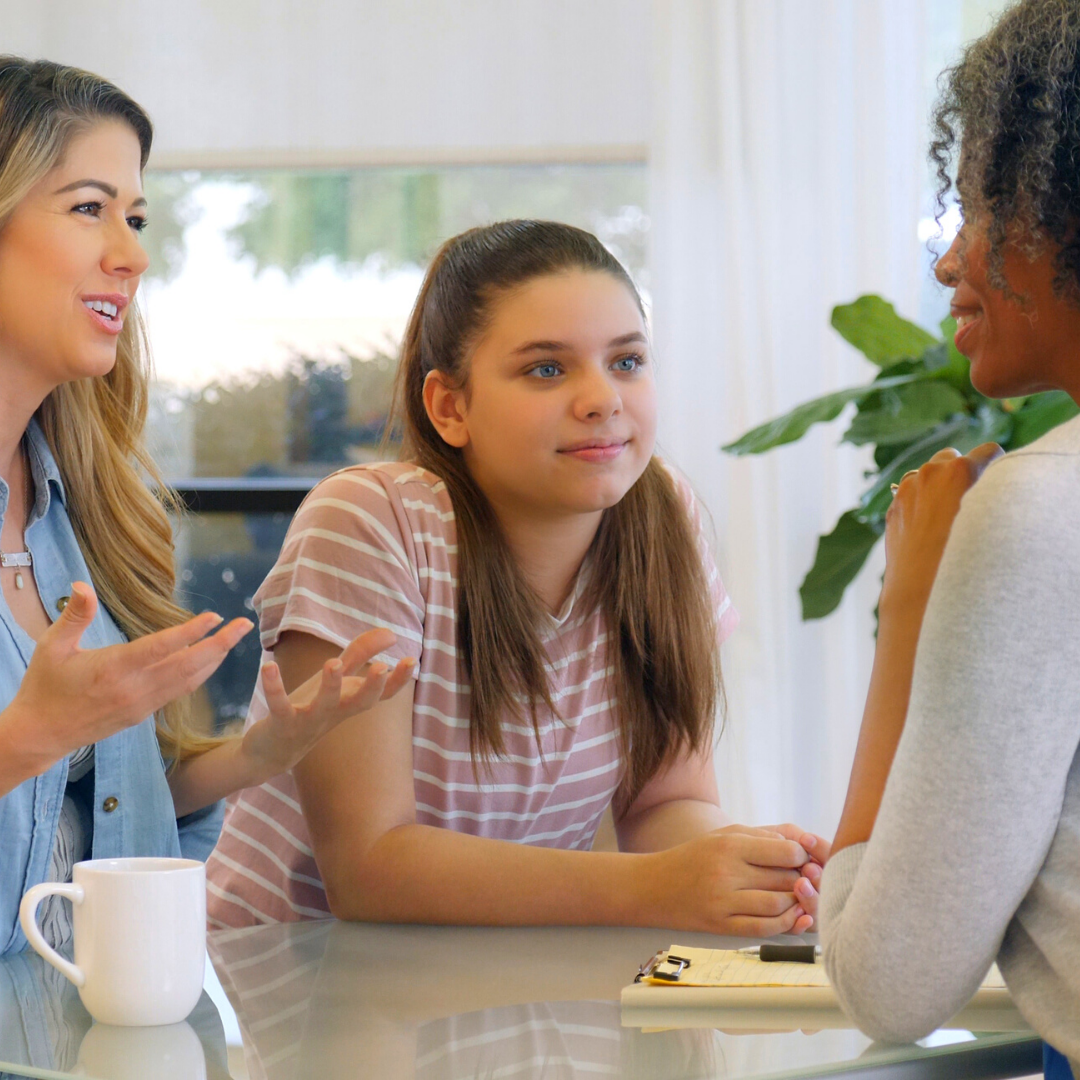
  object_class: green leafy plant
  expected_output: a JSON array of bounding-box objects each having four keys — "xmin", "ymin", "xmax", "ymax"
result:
[{"xmin": 722, "ymin": 295, "xmax": 1079, "ymax": 619}]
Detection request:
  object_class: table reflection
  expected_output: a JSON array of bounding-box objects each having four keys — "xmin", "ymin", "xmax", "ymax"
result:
[
  {"xmin": 208, "ymin": 922, "xmax": 879, "ymax": 1080},
  {"xmin": 0, "ymin": 948, "xmax": 230, "ymax": 1080}
]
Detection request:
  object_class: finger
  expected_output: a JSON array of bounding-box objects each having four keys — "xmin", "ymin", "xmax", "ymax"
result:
[
  {"xmin": 337, "ymin": 628, "xmax": 397, "ymax": 676},
  {"xmin": 308, "ymin": 658, "xmax": 345, "ymax": 715},
  {"xmin": 791, "ymin": 910, "xmax": 814, "ymax": 934},
  {"xmin": 733, "ymin": 890, "xmax": 800, "ymax": 918},
  {"xmin": 928, "ymin": 447, "xmax": 962, "ymax": 463},
  {"xmin": 380, "ymin": 657, "xmax": 415, "ymax": 699},
  {"xmin": 44, "ymin": 581, "xmax": 99, "ymax": 650},
  {"xmin": 260, "ymin": 661, "xmax": 294, "ymax": 719},
  {"xmin": 965, "ymin": 441, "xmax": 1005, "ymax": 479},
  {"xmin": 141, "ymin": 618, "xmax": 252, "ymax": 697},
  {"xmin": 735, "ymin": 866, "xmax": 802, "ymax": 892},
  {"xmin": 724, "ymin": 905, "xmax": 805, "ymax": 939},
  {"xmin": 717, "ymin": 824, "xmax": 789, "ymax": 840},
  {"xmin": 120, "ymin": 609, "xmax": 227, "ymax": 669},
  {"xmin": 736, "ymin": 835, "xmax": 810, "ymax": 869},
  {"xmin": 801, "ymin": 861, "xmax": 823, "ymax": 887},
  {"xmin": 340, "ymin": 663, "xmax": 390, "ymax": 714},
  {"xmin": 794, "ymin": 875, "xmax": 818, "ymax": 914},
  {"xmin": 800, "ymin": 832, "xmax": 831, "ymax": 862}
]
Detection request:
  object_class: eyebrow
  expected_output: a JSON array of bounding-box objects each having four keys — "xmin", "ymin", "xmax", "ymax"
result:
[
  {"xmin": 52, "ymin": 178, "xmax": 147, "ymax": 208},
  {"xmin": 513, "ymin": 331, "xmax": 648, "ymax": 355}
]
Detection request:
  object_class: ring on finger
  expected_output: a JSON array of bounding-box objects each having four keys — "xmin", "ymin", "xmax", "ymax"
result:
[{"xmin": 889, "ymin": 469, "xmax": 920, "ymax": 495}]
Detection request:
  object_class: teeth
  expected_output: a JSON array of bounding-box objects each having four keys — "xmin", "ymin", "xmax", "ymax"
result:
[
  {"xmin": 956, "ymin": 313, "xmax": 980, "ymax": 330},
  {"xmin": 83, "ymin": 300, "xmax": 119, "ymax": 317}
]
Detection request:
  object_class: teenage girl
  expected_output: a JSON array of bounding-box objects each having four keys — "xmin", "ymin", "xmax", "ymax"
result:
[{"xmin": 207, "ymin": 220, "xmax": 826, "ymax": 932}]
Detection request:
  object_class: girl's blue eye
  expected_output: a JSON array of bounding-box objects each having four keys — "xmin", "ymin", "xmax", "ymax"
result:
[
  {"xmin": 612, "ymin": 353, "xmax": 645, "ymax": 372},
  {"xmin": 531, "ymin": 363, "xmax": 562, "ymax": 379}
]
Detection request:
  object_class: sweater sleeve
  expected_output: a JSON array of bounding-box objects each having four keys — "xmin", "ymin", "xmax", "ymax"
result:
[{"xmin": 821, "ymin": 450, "xmax": 1080, "ymax": 1042}]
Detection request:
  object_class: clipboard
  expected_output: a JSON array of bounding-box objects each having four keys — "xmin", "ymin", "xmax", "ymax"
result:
[{"xmin": 620, "ymin": 946, "xmax": 1031, "ymax": 1033}]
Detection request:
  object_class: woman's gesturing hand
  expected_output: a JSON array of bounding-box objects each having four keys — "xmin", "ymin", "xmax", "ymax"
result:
[
  {"xmin": 881, "ymin": 443, "xmax": 1004, "ymax": 622},
  {"xmin": 2, "ymin": 581, "xmax": 251, "ymax": 775},
  {"xmin": 237, "ymin": 628, "xmax": 415, "ymax": 781},
  {"xmin": 648, "ymin": 824, "xmax": 817, "ymax": 937}
]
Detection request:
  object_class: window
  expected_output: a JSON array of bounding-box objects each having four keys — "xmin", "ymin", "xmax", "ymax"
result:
[{"xmin": 142, "ymin": 164, "xmax": 647, "ymax": 727}]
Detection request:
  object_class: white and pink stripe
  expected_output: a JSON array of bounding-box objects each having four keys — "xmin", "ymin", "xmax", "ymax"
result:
[{"xmin": 206, "ymin": 462, "xmax": 737, "ymax": 927}]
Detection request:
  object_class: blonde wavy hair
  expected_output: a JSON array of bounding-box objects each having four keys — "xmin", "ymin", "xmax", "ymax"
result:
[{"xmin": 0, "ymin": 57, "xmax": 219, "ymax": 762}]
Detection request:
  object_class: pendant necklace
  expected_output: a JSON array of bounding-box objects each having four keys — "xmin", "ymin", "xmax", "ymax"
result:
[{"xmin": 1, "ymin": 446, "xmax": 32, "ymax": 589}]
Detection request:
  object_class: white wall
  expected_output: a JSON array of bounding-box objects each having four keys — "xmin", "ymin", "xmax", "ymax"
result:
[{"xmin": 0, "ymin": 0, "xmax": 650, "ymax": 167}]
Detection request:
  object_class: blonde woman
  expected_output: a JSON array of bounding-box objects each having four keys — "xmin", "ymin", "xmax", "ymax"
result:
[{"xmin": 0, "ymin": 58, "xmax": 412, "ymax": 957}]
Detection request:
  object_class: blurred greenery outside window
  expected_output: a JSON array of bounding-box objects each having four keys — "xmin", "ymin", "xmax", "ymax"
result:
[{"xmin": 139, "ymin": 164, "xmax": 647, "ymax": 727}]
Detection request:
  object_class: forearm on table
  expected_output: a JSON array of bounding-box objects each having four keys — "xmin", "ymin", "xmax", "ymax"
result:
[
  {"xmin": 321, "ymin": 823, "xmax": 661, "ymax": 926},
  {"xmin": 616, "ymin": 798, "xmax": 728, "ymax": 853},
  {"xmin": 831, "ymin": 601, "xmax": 923, "ymax": 856}
]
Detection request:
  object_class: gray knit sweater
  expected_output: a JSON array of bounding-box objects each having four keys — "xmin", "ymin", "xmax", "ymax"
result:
[{"xmin": 821, "ymin": 414, "xmax": 1080, "ymax": 1055}]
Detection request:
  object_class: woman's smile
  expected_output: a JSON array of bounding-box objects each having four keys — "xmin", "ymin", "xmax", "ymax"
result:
[{"xmin": 81, "ymin": 292, "xmax": 128, "ymax": 336}]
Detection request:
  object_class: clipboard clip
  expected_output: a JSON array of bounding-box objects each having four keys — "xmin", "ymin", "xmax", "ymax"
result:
[{"xmin": 634, "ymin": 950, "xmax": 692, "ymax": 983}]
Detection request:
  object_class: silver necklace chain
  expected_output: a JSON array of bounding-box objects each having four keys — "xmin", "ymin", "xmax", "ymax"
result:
[{"xmin": 1, "ymin": 444, "xmax": 33, "ymax": 589}]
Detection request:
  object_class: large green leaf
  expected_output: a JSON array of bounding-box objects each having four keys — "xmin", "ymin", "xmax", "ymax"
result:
[
  {"xmin": 858, "ymin": 407, "xmax": 1013, "ymax": 520},
  {"xmin": 831, "ymin": 296, "xmax": 938, "ymax": 367},
  {"xmin": 721, "ymin": 374, "xmax": 922, "ymax": 456},
  {"xmin": 1008, "ymin": 390, "xmax": 1080, "ymax": 450},
  {"xmin": 799, "ymin": 510, "xmax": 884, "ymax": 619},
  {"xmin": 843, "ymin": 380, "xmax": 969, "ymax": 446}
]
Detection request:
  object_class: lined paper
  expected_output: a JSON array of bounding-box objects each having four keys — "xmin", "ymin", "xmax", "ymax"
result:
[
  {"xmin": 646, "ymin": 947, "xmax": 830, "ymax": 988},
  {"xmin": 645, "ymin": 947, "xmax": 1007, "ymax": 991}
]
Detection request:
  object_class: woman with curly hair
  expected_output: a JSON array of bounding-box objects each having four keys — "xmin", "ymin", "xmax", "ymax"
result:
[{"xmin": 821, "ymin": 0, "xmax": 1080, "ymax": 1069}]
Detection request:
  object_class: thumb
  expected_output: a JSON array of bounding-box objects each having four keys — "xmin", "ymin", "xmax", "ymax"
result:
[{"xmin": 48, "ymin": 581, "xmax": 98, "ymax": 647}]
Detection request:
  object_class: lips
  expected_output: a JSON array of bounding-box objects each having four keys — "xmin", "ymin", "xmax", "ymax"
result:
[
  {"xmin": 81, "ymin": 292, "xmax": 129, "ymax": 337},
  {"xmin": 951, "ymin": 303, "xmax": 983, "ymax": 353},
  {"xmin": 557, "ymin": 438, "xmax": 628, "ymax": 463}
]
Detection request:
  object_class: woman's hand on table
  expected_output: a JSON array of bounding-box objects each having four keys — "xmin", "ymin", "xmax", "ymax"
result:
[
  {"xmin": 647, "ymin": 824, "xmax": 819, "ymax": 936},
  {"xmin": 237, "ymin": 628, "xmax": 415, "ymax": 781},
  {"xmin": 0, "ymin": 582, "xmax": 251, "ymax": 780}
]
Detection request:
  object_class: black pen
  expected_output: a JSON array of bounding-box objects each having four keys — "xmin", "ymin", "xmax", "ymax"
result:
[{"xmin": 737, "ymin": 944, "xmax": 821, "ymax": 964}]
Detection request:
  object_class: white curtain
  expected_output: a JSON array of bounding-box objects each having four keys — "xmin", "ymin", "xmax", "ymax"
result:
[{"xmin": 649, "ymin": 0, "xmax": 927, "ymax": 835}]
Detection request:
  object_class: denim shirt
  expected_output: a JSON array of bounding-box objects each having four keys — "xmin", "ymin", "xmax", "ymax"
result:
[{"xmin": 0, "ymin": 420, "xmax": 223, "ymax": 957}]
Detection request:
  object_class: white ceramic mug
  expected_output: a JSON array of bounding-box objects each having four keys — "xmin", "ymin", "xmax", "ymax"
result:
[{"xmin": 19, "ymin": 857, "xmax": 206, "ymax": 1027}]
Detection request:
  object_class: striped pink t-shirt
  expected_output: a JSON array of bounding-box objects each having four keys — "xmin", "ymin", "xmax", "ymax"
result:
[{"xmin": 206, "ymin": 462, "xmax": 737, "ymax": 928}]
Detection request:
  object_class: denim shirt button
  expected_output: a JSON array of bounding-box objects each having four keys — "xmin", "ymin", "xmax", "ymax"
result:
[
  {"xmin": 102, "ymin": 796, "xmax": 119, "ymax": 813},
  {"xmin": 56, "ymin": 595, "xmax": 70, "ymax": 612}
]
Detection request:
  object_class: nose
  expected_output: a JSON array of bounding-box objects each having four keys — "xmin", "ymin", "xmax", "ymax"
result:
[
  {"xmin": 935, "ymin": 230, "xmax": 963, "ymax": 288},
  {"xmin": 102, "ymin": 216, "xmax": 149, "ymax": 280},
  {"xmin": 573, "ymin": 363, "xmax": 622, "ymax": 422}
]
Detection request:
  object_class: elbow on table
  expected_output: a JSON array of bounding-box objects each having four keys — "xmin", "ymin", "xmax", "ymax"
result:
[
  {"xmin": 321, "ymin": 865, "xmax": 390, "ymax": 923},
  {"xmin": 825, "ymin": 953, "xmax": 950, "ymax": 1045},
  {"xmin": 318, "ymin": 836, "xmax": 410, "ymax": 924}
]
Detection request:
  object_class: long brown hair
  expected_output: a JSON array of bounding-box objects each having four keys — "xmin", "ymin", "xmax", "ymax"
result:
[
  {"xmin": 0, "ymin": 57, "xmax": 216, "ymax": 761},
  {"xmin": 391, "ymin": 220, "xmax": 722, "ymax": 802}
]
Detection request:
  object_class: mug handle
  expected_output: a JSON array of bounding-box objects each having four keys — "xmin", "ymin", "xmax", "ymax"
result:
[{"xmin": 19, "ymin": 882, "xmax": 86, "ymax": 987}]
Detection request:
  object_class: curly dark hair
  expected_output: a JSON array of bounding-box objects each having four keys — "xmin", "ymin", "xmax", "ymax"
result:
[{"xmin": 931, "ymin": 0, "xmax": 1080, "ymax": 300}]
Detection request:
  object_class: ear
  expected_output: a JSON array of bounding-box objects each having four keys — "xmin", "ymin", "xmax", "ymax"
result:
[{"xmin": 423, "ymin": 370, "xmax": 470, "ymax": 449}]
